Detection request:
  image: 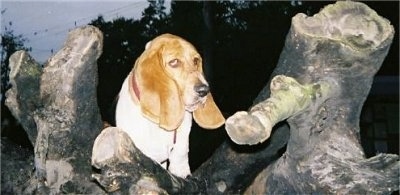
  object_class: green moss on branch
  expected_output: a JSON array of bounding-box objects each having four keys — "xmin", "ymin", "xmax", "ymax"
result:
[{"xmin": 226, "ymin": 75, "xmax": 336, "ymax": 145}]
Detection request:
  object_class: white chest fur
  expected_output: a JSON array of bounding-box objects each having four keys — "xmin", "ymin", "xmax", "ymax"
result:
[{"xmin": 115, "ymin": 76, "xmax": 192, "ymax": 178}]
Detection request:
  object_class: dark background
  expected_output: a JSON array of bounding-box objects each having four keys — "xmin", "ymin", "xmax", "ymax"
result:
[{"xmin": 1, "ymin": 1, "xmax": 398, "ymax": 172}]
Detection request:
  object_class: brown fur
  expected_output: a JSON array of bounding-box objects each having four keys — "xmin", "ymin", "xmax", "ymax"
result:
[{"xmin": 132, "ymin": 34, "xmax": 225, "ymax": 130}]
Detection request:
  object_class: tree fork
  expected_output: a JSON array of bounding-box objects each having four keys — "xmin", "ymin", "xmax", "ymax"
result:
[{"xmin": 5, "ymin": 26, "xmax": 105, "ymax": 194}]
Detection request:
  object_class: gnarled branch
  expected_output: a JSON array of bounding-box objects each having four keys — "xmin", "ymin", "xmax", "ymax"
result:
[{"xmin": 226, "ymin": 75, "xmax": 336, "ymax": 145}]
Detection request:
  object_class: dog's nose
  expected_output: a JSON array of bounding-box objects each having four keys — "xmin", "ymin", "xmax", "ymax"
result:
[{"xmin": 194, "ymin": 84, "xmax": 209, "ymax": 97}]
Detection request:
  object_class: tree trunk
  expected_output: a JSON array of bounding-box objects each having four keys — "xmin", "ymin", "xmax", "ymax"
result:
[
  {"xmin": 227, "ymin": 1, "xmax": 398, "ymax": 194},
  {"xmin": 3, "ymin": 1, "xmax": 398, "ymax": 194},
  {"xmin": 5, "ymin": 25, "xmax": 105, "ymax": 194}
]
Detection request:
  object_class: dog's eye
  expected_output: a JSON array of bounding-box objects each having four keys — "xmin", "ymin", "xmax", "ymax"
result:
[
  {"xmin": 193, "ymin": 57, "xmax": 200, "ymax": 67},
  {"xmin": 168, "ymin": 59, "xmax": 180, "ymax": 68}
]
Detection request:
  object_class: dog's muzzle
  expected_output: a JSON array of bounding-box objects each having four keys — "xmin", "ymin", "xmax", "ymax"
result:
[{"xmin": 185, "ymin": 84, "xmax": 209, "ymax": 112}]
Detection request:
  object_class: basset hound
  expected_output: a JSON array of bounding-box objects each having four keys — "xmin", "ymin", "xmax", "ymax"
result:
[{"xmin": 115, "ymin": 34, "xmax": 225, "ymax": 178}]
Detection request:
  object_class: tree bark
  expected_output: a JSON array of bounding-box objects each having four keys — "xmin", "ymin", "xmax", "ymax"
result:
[
  {"xmin": 5, "ymin": 50, "xmax": 41, "ymax": 145},
  {"xmin": 227, "ymin": 1, "xmax": 398, "ymax": 194},
  {"xmin": 3, "ymin": 1, "xmax": 398, "ymax": 194},
  {"xmin": 5, "ymin": 25, "xmax": 105, "ymax": 194}
]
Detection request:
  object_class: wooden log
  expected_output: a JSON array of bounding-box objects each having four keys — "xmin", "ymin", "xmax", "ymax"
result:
[
  {"xmin": 90, "ymin": 126, "xmax": 288, "ymax": 194},
  {"xmin": 5, "ymin": 51, "xmax": 41, "ymax": 144},
  {"xmin": 225, "ymin": 1, "xmax": 398, "ymax": 194},
  {"xmin": 4, "ymin": 2, "xmax": 398, "ymax": 194},
  {"xmin": 91, "ymin": 127, "xmax": 207, "ymax": 194},
  {"xmin": 5, "ymin": 25, "xmax": 105, "ymax": 194},
  {"xmin": 226, "ymin": 75, "xmax": 337, "ymax": 145}
]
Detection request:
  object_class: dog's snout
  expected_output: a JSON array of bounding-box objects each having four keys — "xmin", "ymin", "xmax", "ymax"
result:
[{"xmin": 194, "ymin": 84, "xmax": 209, "ymax": 97}]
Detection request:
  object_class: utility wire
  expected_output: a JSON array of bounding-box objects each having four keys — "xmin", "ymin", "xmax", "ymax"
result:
[
  {"xmin": 3, "ymin": 1, "xmax": 151, "ymax": 61},
  {"xmin": 25, "ymin": 2, "xmax": 147, "ymax": 43}
]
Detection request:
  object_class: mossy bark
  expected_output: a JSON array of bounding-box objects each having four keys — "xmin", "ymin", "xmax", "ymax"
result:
[{"xmin": 241, "ymin": 1, "xmax": 398, "ymax": 194}]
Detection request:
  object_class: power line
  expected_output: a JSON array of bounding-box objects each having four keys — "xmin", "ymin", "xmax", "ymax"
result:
[
  {"xmin": 25, "ymin": 2, "xmax": 148, "ymax": 43},
  {"xmin": 26, "ymin": 2, "xmax": 146, "ymax": 37},
  {"xmin": 2, "ymin": 1, "xmax": 150, "ymax": 62}
]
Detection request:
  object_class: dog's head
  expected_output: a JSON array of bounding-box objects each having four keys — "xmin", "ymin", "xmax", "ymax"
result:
[{"xmin": 133, "ymin": 33, "xmax": 225, "ymax": 131}]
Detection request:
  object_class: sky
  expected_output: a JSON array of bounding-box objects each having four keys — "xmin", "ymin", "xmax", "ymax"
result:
[{"xmin": 1, "ymin": 1, "xmax": 152, "ymax": 63}]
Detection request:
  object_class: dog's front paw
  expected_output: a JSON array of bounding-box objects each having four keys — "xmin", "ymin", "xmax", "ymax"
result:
[{"xmin": 168, "ymin": 162, "xmax": 191, "ymax": 178}]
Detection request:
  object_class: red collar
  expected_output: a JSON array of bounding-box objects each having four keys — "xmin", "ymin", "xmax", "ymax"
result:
[{"xmin": 130, "ymin": 73, "xmax": 140, "ymax": 101}]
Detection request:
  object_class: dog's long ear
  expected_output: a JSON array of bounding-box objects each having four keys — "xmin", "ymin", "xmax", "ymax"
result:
[
  {"xmin": 135, "ymin": 45, "xmax": 185, "ymax": 131},
  {"xmin": 193, "ymin": 93, "xmax": 225, "ymax": 129}
]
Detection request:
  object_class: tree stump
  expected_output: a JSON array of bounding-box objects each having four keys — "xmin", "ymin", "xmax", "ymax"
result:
[
  {"xmin": 3, "ymin": 1, "xmax": 398, "ymax": 194},
  {"xmin": 5, "ymin": 25, "xmax": 105, "ymax": 194},
  {"xmin": 226, "ymin": 1, "xmax": 398, "ymax": 194}
]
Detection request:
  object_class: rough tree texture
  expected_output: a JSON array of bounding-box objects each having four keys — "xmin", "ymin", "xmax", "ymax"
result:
[
  {"xmin": 4, "ymin": 26, "xmax": 105, "ymax": 194},
  {"xmin": 4, "ymin": 51, "xmax": 41, "ymax": 145},
  {"xmin": 226, "ymin": 75, "xmax": 336, "ymax": 145},
  {"xmin": 92, "ymin": 1, "xmax": 398, "ymax": 194},
  {"xmin": 227, "ymin": 1, "xmax": 398, "ymax": 194},
  {"xmin": 3, "ymin": 2, "xmax": 399, "ymax": 195}
]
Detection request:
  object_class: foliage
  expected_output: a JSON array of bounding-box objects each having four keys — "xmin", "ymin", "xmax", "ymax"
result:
[
  {"xmin": 89, "ymin": 0, "xmax": 170, "ymax": 121},
  {"xmin": 2, "ymin": 0, "xmax": 397, "ymax": 151},
  {"xmin": 1, "ymin": 19, "xmax": 32, "ymax": 148},
  {"xmin": 89, "ymin": 0, "xmax": 313, "ymax": 121},
  {"xmin": 90, "ymin": 16, "xmax": 138, "ymax": 121},
  {"xmin": 1, "ymin": 24, "xmax": 31, "ymax": 98},
  {"xmin": 140, "ymin": 0, "xmax": 169, "ymax": 37}
]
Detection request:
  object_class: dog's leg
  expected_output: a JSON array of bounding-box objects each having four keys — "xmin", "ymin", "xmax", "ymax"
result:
[{"xmin": 168, "ymin": 111, "xmax": 192, "ymax": 178}]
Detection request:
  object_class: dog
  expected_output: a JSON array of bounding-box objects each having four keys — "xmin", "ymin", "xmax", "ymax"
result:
[{"xmin": 115, "ymin": 34, "xmax": 225, "ymax": 178}]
